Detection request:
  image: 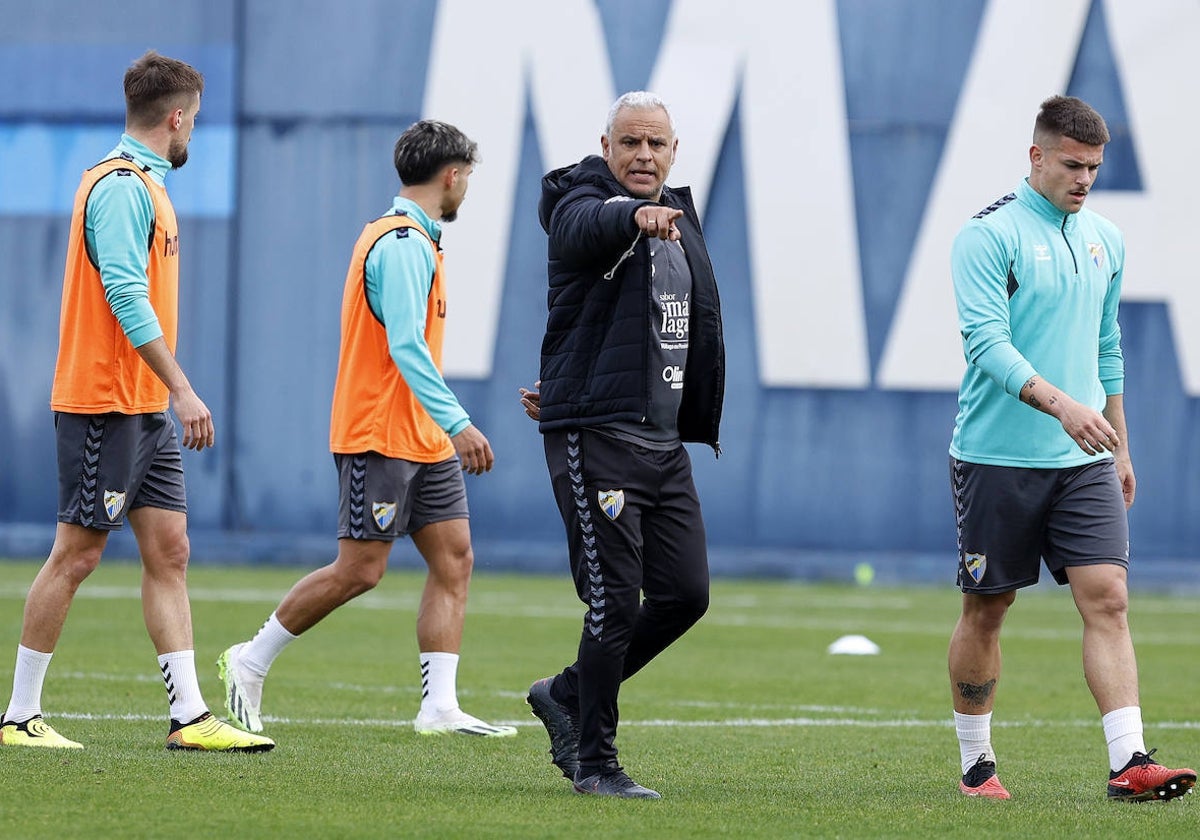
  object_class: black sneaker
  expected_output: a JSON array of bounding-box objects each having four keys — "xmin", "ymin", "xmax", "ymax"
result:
[
  {"xmin": 526, "ymin": 677, "xmax": 579, "ymax": 780},
  {"xmin": 573, "ymin": 767, "xmax": 661, "ymax": 799}
]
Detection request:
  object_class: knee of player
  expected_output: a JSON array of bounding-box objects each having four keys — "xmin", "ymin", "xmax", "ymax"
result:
[
  {"xmin": 683, "ymin": 584, "xmax": 709, "ymax": 620},
  {"xmin": 1080, "ymin": 582, "xmax": 1130, "ymax": 621},
  {"xmin": 330, "ymin": 558, "xmax": 387, "ymax": 596},
  {"xmin": 350, "ymin": 563, "xmax": 387, "ymax": 594},
  {"xmin": 960, "ymin": 591, "xmax": 1013, "ymax": 633},
  {"xmin": 449, "ymin": 544, "xmax": 475, "ymax": 574},
  {"xmin": 48, "ymin": 543, "xmax": 105, "ymax": 583},
  {"xmin": 148, "ymin": 533, "xmax": 191, "ymax": 574},
  {"xmin": 667, "ymin": 579, "xmax": 709, "ymax": 623}
]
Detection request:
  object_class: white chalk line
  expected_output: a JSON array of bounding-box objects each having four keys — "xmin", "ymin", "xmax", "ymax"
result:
[
  {"xmin": 33, "ymin": 710, "xmax": 1200, "ymax": 731},
  {"xmin": 1, "ymin": 583, "xmax": 1196, "ymax": 645}
]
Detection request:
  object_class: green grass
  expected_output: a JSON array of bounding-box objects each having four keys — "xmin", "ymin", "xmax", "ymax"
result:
[{"xmin": 0, "ymin": 560, "xmax": 1196, "ymax": 838}]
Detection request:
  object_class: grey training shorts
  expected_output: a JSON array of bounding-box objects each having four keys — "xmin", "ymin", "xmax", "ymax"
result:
[
  {"xmin": 950, "ymin": 456, "xmax": 1129, "ymax": 593},
  {"xmin": 56, "ymin": 411, "xmax": 187, "ymax": 530},
  {"xmin": 335, "ymin": 452, "xmax": 468, "ymax": 541}
]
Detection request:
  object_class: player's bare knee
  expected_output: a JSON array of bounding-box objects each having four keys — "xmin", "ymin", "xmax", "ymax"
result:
[
  {"xmin": 1081, "ymin": 582, "xmax": 1129, "ymax": 622},
  {"xmin": 159, "ymin": 533, "xmax": 191, "ymax": 571},
  {"xmin": 141, "ymin": 535, "xmax": 190, "ymax": 583},
  {"xmin": 449, "ymin": 544, "xmax": 474, "ymax": 575},
  {"xmin": 961, "ymin": 592, "xmax": 1013, "ymax": 633},
  {"xmin": 342, "ymin": 561, "xmax": 386, "ymax": 595},
  {"xmin": 428, "ymin": 545, "xmax": 474, "ymax": 589},
  {"xmin": 48, "ymin": 544, "xmax": 104, "ymax": 584}
]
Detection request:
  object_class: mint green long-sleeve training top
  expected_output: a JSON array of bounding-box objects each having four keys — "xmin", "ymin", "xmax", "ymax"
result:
[{"xmin": 950, "ymin": 178, "xmax": 1124, "ymax": 468}]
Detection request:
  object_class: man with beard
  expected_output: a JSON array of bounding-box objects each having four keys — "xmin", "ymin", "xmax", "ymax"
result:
[
  {"xmin": 0, "ymin": 51, "xmax": 273, "ymax": 752},
  {"xmin": 218, "ymin": 120, "xmax": 516, "ymax": 740}
]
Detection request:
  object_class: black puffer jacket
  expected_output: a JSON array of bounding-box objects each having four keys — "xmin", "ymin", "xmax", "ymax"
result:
[{"xmin": 537, "ymin": 155, "xmax": 724, "ymax": 452}]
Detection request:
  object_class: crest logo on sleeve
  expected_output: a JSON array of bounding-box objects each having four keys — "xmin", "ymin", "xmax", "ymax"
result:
[
  {"xmin": 372, "ymin": 501, "xmax": 397, "ymax": 530},
  {"xmin": 963, "ymin": 552, "xmax": 987, "ymax": 584},
  {"xmin": 598, "ymin": 490, "xmax": 625, "ymax": 521},
  {"xmin": 1087, "ymin": 242, "xmax": 1105, "ymax": 269},
  {"xmin": 103, "ymin": 490, "xmax": 127, "ymax": 522}
]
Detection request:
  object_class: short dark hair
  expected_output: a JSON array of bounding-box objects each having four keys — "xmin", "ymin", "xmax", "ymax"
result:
[
  {"xmin": 1034, "ymin": 95, "xmax": 1110, "ymax": 147},
  {"xmin": 124, "ymin": 50, "xmax": 204, "ymax": 129},
  {"xmin": 393, "ymin": 120, "xmax": 479, "ymax": 186}
]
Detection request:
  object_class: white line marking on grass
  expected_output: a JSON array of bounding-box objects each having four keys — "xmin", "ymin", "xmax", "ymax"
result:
[
  {"xmin": 40, "ymin": 711, "xmax": 1200, "ymax": 730},
  {"xmin": 5, "ymin": 585, "xmax": 1196, "ymax": 645},
  {"xmin": 56, "ymin": 671, "xmax": 161, "ymax": 683}
]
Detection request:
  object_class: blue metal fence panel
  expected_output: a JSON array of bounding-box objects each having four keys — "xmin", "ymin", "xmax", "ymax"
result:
[{"xmin": 1, "ymin": 0, "xmax": 1196, "ymax": 580}]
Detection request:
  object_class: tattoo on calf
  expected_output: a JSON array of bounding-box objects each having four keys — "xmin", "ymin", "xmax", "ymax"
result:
[{"xmin": 957, "ymin": 679, "xmax": 996, "ymax": 707}]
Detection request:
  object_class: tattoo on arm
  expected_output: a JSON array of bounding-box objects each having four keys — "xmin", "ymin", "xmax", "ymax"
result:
[
  {"xmin": 1021, "ymin": 376, "xmax": 1041, "ymax": 408},
  {"xmin": 956, "ymin": 679, "xmax": 996, "ymax": 708}
]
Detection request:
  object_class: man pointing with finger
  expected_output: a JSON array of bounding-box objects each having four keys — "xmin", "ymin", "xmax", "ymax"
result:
[
  {"xmin": 523, "ymin": 91, "xmax": 725, "ymax": 799},
  {"xmin": 946, "ymin": 95, "xmax": 1193, "ymax": 802}
]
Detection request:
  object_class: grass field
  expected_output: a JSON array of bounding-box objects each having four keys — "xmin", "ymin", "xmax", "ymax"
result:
[{"xmin": 0, "ymin": 559, "xmax": 1196, "ymax": 838}]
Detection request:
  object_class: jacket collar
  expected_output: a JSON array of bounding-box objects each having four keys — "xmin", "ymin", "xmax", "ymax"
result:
[
  {"xmin": 1018, "ymin": 178, "xmax": 1077, "ymax": 232},
  {"xmin": 390, "ymin": 196, "xmax": 442, "ymax": 241}
]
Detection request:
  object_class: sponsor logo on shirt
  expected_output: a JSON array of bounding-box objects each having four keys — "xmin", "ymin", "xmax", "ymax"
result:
[
  {"xmin": 661, "ymin": 365, "xmax": 685, "ymax": 389},
  {"xmin": 659, "ymin": 293, "xmax": 689, "ymax": 340}
]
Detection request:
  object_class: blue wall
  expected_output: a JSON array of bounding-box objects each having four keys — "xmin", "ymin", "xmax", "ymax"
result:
[{"xmin": 1, "ymin": 0, "xmax": 1196, "ymax": 581}]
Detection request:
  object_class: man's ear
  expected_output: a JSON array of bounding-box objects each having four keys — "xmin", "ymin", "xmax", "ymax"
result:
[{"xmin": 171, "ymin": 109, "xmax": 183, "ymax": 131}]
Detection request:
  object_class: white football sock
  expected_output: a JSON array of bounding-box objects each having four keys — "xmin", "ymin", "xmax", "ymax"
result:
[
  {"xmin": 157, "ymin": 650, "xmax": 207, "ymax": 724},
  {"xmin": 419, "ymin": 652, "xmax": 460, "ymax": 716},
  {"xmin": 955, "ymin": 710, "xmax": 996, "ymax": 774},
  {"xmin": 1102, "ymin": 706, "xmax": 1146, "ymax": 772},
  {"xmin": 240, "ymin": 612, "xmax": 298, "ymax": 676},
  {"xmin": 4, "ymin": 645, "xmax": 53, "ymax": 722}
]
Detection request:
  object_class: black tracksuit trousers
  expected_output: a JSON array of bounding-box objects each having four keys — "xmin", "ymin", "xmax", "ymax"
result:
[{"xmin": 543, "ymin": 428, "xmax": 710, "ymax": 776}]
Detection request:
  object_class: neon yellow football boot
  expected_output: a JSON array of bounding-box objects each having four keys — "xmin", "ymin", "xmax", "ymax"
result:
[
  {"xmin": 0, "ymin": 715, "xmax": 84, "ymax": 749},
  {"xmin": 166, "ymin": 711, "xmax": 274, "ymax": 752}
]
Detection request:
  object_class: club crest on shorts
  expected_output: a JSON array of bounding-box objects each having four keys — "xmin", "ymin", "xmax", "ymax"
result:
[
  {"xmin": 372, "ymin": 501, "xmax": 397, "ymax": 530},
  {"xmin": 963, "ymin": 552, "xmax": 987, "ymax": 584},
  {"xmin": 103, "ymin": 490, "xmax": 127, "ymax": 522},
  {"xmin": 598, "ymin": 490, "xmax": 625, "ymax": 521}
]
